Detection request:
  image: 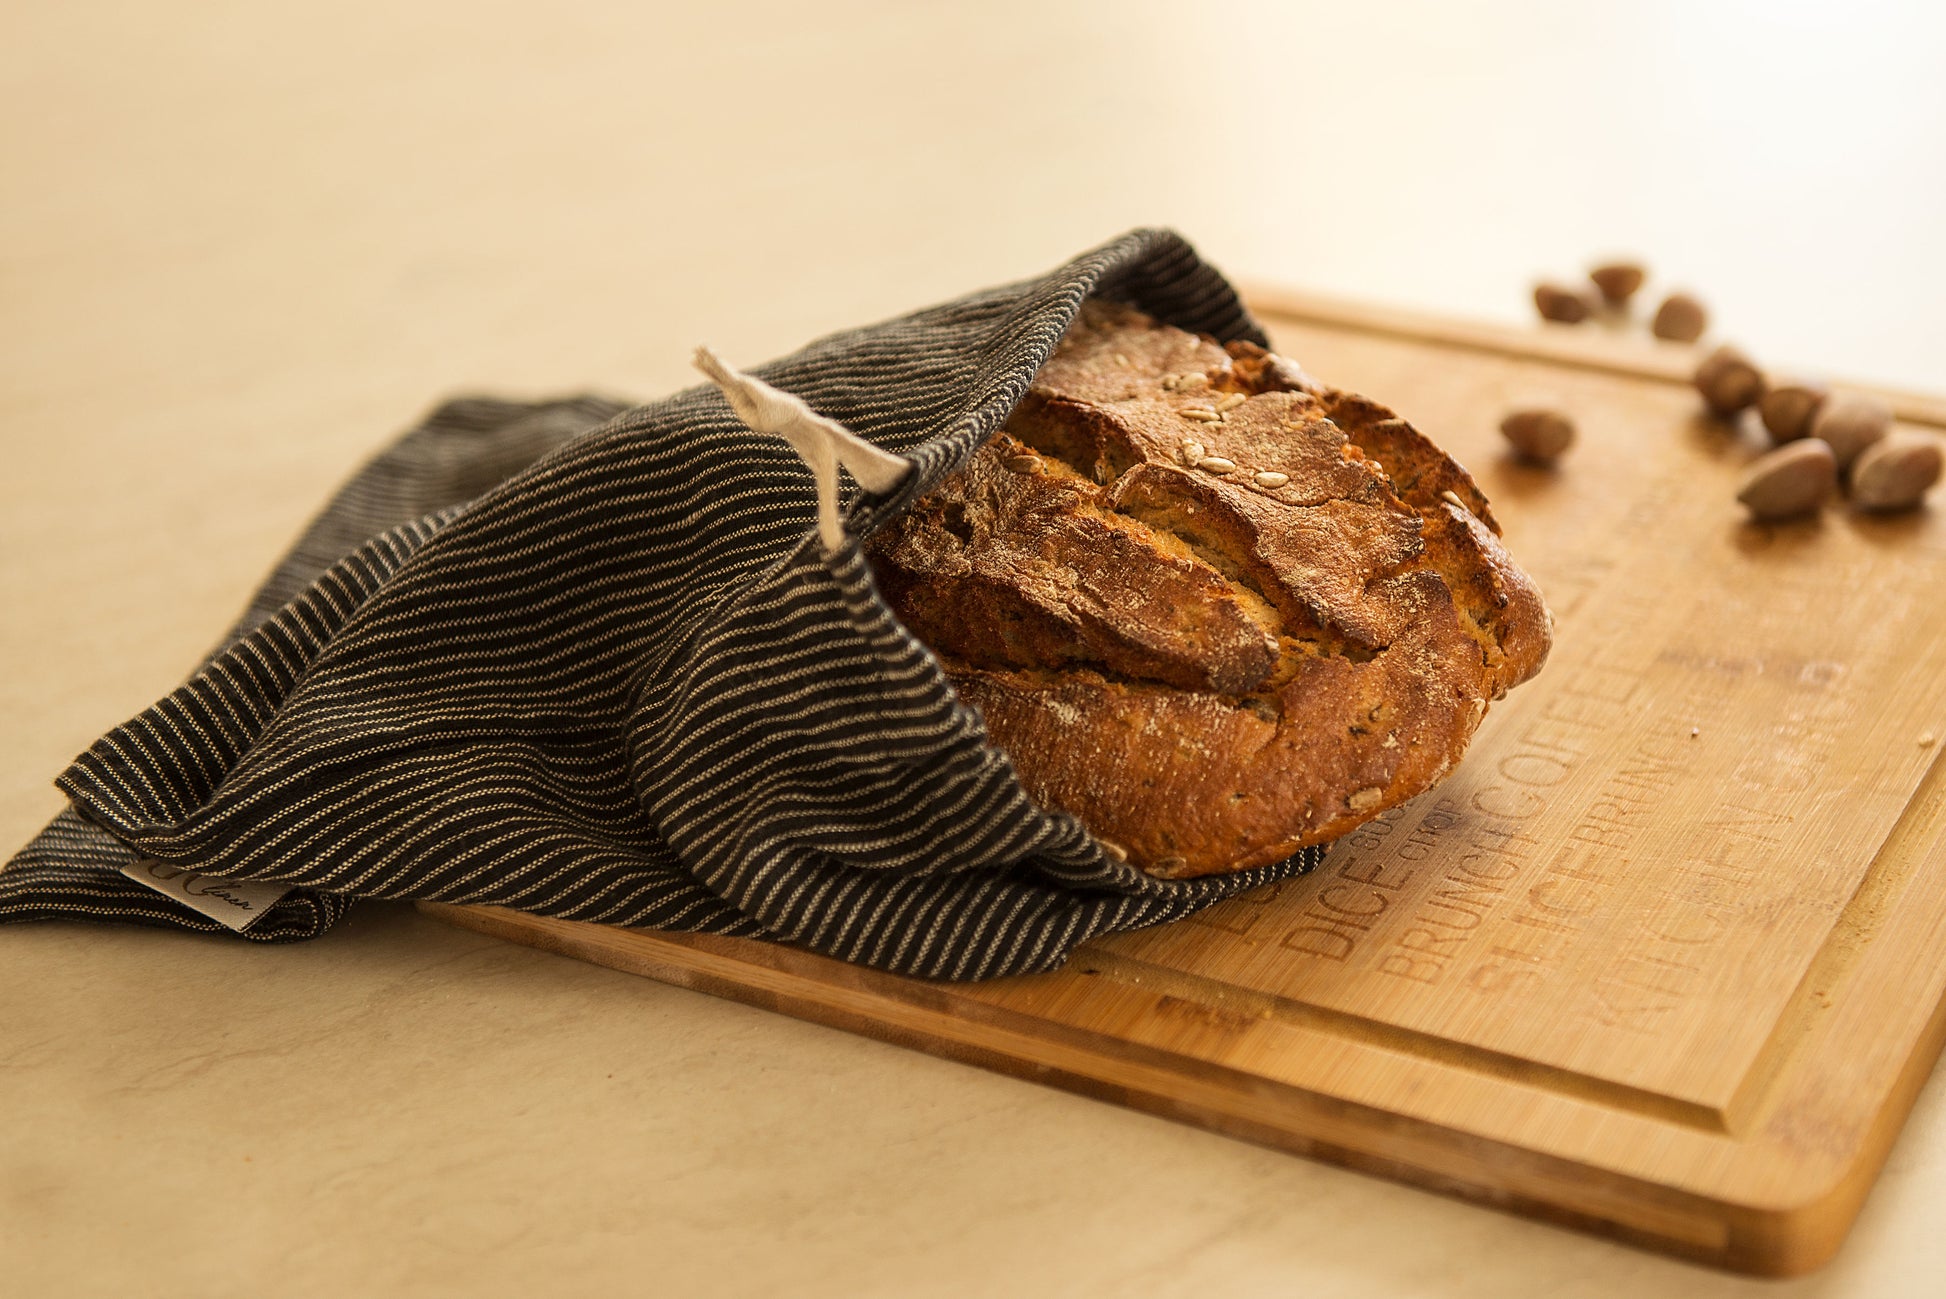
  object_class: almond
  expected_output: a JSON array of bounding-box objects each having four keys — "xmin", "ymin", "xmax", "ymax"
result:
[
  {"xmin": 1499, "ymin": 406, "xmax": 1576, "ymax": 464},
  {"xmin": 1759, "ymin": 380, "xmax": 1829, "ymax": 443},
  {"xmin": 1652, "ymin": 292, "xmax": 1708, "ymax": 343},
  {"xmin": 1588, "ymin": 261, "xmax": 1645, "ymax": 306},
  {"xmin": 1810, "ymin": 392, "xmax": 1893, "ymax": 470},
  {"xmin": 1693, "ymin": 345, "xmax": 1766, "ymax": 417},
  {"xmin": 1850, "ymin": 432, "xmax": 1943, "ymax": 512},
  {"xmin": 1533, "ymin": 282, "xmax": 1593, "ymax": 324},
  {"xmin": 1736, "ymin": 440, "xmax": 1836, "ymax": 521}
]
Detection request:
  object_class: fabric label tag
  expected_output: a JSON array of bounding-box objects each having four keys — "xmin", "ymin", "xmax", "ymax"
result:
[{"xmin": 119, "ymin": 859, "xmax": 292, "ymax": 931}]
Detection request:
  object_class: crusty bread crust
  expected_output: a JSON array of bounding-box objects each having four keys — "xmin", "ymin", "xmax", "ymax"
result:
[{"xmin": 867, "ymin": 301, "xmax": 1551, "ymax": 877}]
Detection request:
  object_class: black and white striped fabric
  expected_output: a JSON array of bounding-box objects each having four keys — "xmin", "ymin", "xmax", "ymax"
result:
[{"xmin": 1, "ymin": 230, "xmax": 1326, "ymax": 979}]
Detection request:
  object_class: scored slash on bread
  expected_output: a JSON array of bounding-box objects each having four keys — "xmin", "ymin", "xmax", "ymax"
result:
[{"xmin": 866, "ymin": 300, "xmax": 1552, "ymax": 878}]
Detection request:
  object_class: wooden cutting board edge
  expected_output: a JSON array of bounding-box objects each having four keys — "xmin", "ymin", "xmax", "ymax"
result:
[
  {"xmin": 1242, "ymin": 284, "xmax": 1946, "ymax": 431},
  {"xmin": 418, "ymin": 850, "xmax": 1946, "ymax": 1278},
  {"xmin": 416, "ymin": 289, "xmax": 1946, "ymax": 1276}
]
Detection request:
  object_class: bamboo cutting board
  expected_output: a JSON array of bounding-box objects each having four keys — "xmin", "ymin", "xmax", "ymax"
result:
[{"xmin": 419, "ymin": 291, "xmax": 1946, "ymax": 1276}]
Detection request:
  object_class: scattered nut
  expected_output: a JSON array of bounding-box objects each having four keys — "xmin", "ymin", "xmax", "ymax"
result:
[
  {"xmin": 1849, "ymin": 432, "xmax": 1942, "ymax": 512},
  {"xmin": 1736, "ymin": 439, "xmax": 1836, "ymax": 521},
  {"xmin": 1759, "ymin": 379, "xmax": 1829, "ymax": 443},
  {"xmin": 1499, "ymin": 406, "xmax": 1576, "ymax": 464},
  {"xmin": 1179, "ymin": 439, "xmax": 1206, "ymax": 465},
  {"xmin": 1196, "ymin": 456, "xmax": 1238, "ymax": 474},
  {"xmin": 1004, "ymin": 454, "xmax": 1041, "ymax": 473},
  {"xmin": 1693, "ymin": 345, "xmax": 1766, "ymax": 417},
  {"xmin": 1252, "ymin": 471, "xmax": 1290, "ymax": 489},
  {"xmin": 1588, "ymin": 261, "xmax": 1646, "ymax": 306},
  {"xmin": 1533, "ymin": 282, "xmax": 1593, "ymax": 324},
  {"xmin": 1347, "ymin": 786, "xmax": 1385, "ymax": 812},
  {"xmin": 1810, "ymin": 392, "xmax": 1894, "ymax": 470},
  {"xmin": 1098, "ymin": 839, "xmax": 1129, "ymax": 862},
  {"xmin": 1652, "ymin": 292, "xmax": 1709, "ymax": 343}
]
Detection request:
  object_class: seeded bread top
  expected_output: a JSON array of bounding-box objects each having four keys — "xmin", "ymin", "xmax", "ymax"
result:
[{"xmin": 867, "ymin": 300, "xmax": 1551, "ymax": 877}]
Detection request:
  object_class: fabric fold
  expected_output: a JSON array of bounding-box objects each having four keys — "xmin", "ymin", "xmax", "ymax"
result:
[{"xmin": 3, "ymin": 228, "xmax": 1325, "ymax": 978}]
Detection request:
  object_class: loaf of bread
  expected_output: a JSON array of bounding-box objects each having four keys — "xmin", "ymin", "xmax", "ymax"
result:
[{"xmin": 866, "ymin": 300, "xmax": 1551, "ymax": 878}]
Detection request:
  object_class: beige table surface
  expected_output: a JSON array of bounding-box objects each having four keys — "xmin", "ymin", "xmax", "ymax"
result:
[{"xmin": 7, "ymin": 3, "xmax": 1945, "ymax": 1295}]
